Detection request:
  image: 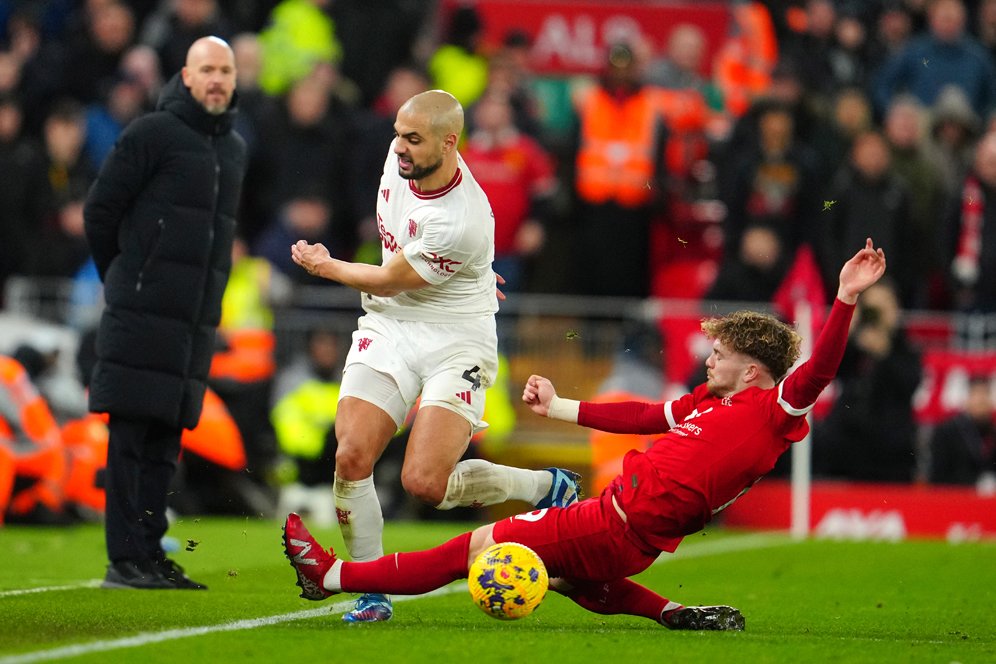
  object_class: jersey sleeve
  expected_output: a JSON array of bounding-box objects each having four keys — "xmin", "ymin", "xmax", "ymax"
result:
[
  {"xmin": 779, "ymin": 298, "xmax": 856, "ymax": 412},
  {"xmin": 401, "ymin": 209, "xmax": 475, "ymax": 285},
  {"xmin": 664, "ymin": 387, "xmax": 703, "ymax": 426},
  {"xmin": 577, "ymin": 400, "xmax": 670, "ymax": 434}
]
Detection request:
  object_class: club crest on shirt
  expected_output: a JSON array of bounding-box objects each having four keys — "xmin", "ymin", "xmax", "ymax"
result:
[{"xmin": 408, "ymin": 218, "xmax": 418, "ymax": 237}]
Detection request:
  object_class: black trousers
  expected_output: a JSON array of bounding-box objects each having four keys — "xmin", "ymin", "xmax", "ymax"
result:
[{"xmin": 104, "ymin": 415, "xmax": 182, "ymax": 563}]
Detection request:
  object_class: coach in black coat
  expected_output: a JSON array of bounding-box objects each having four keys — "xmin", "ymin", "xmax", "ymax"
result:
[{"xmin": 84, "ymin": 37, "xmax": 246, "ymax": 590}]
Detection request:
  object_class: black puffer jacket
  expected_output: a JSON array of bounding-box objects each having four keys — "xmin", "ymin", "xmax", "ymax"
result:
[{"xmin": 84, "ymin": 73, "xmax": 247, "ymax": 429}]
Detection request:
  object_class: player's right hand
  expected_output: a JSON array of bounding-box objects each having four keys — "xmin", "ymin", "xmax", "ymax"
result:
[
  {"xmin": 291, "ymin": 240, "xmax": 332, "ymax": 278},
  {"xmin": 522, "ymin": 375, "xmax": 556, "ymax": 416}
]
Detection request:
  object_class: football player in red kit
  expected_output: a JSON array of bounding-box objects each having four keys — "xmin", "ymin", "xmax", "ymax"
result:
[{"xmin": 283, "ymin": 238, "xmax": 887, "ymax": 630}]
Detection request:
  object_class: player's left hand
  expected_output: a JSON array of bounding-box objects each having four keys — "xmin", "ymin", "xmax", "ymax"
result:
[
  {"xmin": 495, "ymin": 272, "xmax": 506, "ymax": 301},
  {"xmin": 291, "ymin": 240, "xmax": 332, "ymax": 278},
  {"xmin": 838, "ymin": 238, "xmax": 886, "ymax": 304}
]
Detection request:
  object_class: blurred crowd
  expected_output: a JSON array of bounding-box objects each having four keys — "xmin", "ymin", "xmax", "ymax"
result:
[
  {"xmin": 2, "ymin": 0, "xmax": 996, "ymax": 310},
  {"xmin": 1, "ymin": 0, "xmax": 995, "ymax": 523}
]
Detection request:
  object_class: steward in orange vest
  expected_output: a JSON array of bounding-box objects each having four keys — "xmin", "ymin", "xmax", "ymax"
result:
[
  {"xmin": 0, "ymin": 354, "xmax": 67, "ymax": 523},
  {"xmin": 571, "ymin": 42, "xmax": 668, "ymax": 298}
]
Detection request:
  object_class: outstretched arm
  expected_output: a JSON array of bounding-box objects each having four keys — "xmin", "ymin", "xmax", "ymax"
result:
[
  {"xmin": 291, "ymin": 240, "xmax": 429, "ymax": 297},
  {"xmin": 522, "ymin": 375, "xmax": 671, "ymax": 434},
  {"xmin": 783, "ymin": 238, "xmax": 887, "ymax": 407}
]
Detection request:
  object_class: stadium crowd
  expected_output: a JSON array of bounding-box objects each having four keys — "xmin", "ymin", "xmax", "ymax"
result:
[{"xmin": 1, "ymin": 0, "xmax": 995, "ymax": 524}]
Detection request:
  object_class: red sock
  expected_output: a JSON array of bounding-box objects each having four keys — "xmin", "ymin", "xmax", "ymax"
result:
[
  {"xmin": 340, "ymin": 532, "xmax": 472, "ymax": 595},
  {"xmin": 562, "ymin": 578, "xmax": 674, "ymax": 624}
]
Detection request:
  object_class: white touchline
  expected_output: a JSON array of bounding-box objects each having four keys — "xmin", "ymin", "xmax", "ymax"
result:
[
  {"xmin": 0, "ymin": 581, "xmax": 103, "ymax": 598},
  {"xmin": 0, "ymin": 533, "xmax": 793, "ymax": 663}
]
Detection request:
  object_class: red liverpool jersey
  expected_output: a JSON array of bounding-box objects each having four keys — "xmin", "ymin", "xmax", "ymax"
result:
[{"xmin": 582, "ymin": 299, "xmax": 856, "ymax": 552}]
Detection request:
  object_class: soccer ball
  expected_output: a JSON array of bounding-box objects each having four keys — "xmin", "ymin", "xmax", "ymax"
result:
[{"xmin": 467, "ymin": 542, "xmax": 548, "ymax": 620}]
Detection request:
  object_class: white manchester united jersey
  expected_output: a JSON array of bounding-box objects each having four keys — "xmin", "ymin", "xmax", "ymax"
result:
[{"xmin": 362, "ymin": 139, "xmax": 498, "ymax": 322}]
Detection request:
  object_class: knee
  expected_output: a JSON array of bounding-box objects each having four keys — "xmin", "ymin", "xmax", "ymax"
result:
[
  {"xmin": 401, "ymin": 468, "xmax": 448, "ymax": 506},
  {"xmin": 334, "ymin": 442, "xmax": 376, "ymax": 480}
]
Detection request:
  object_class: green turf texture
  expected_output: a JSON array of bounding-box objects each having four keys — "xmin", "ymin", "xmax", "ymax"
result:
[{"xmin": 1, "ymin": 518, "xmax": 993, "ymax": 663}]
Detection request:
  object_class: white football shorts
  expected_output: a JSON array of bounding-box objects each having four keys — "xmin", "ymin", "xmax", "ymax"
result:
[{"xmin": 339, "ymin": 312, "xmax": 498, "ymax": 432}]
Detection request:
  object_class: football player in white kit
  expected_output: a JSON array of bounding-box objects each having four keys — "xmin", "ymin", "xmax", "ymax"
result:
[{"xmin": 290, "ymin": 90, "xmax": 581, "ymax": 623}]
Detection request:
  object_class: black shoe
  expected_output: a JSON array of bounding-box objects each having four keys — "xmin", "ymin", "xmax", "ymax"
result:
[
  {"xmin": 663, "ymin": 605, "xmax": 745, "ymax": 631},
  {"xmin": 155, "ymin": 557, "xmax": 208, "ymax": 590},
  {"xmin": 102, "ymin": 560, "xmax": 175, "ymax": 590}
]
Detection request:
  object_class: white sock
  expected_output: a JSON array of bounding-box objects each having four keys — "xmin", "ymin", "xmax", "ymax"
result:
[
  {"xmin": 323, "ymin": 559, "xmax": 344, "ymax": 592},
  {"xmin": 333, "ymin": 473, "xmax": 384, "ymax": 562},
  {"xmin": 435, "ymin": 459, "xmax": 553, "ymax": 510}
]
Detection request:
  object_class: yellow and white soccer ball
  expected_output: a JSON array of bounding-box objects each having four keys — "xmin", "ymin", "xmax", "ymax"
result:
[{"xmin": 468, "ymin": 542, "xmax": 549, "ymax": 620}]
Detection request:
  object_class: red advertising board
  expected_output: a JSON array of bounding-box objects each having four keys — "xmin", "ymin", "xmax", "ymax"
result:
[
  {"xmin": 722, "ymin": 479, "xmax": 996, "ymax": 541},
  {"xmin": 439, "ymin": 0, "xmax": 732, "ymax": 75}
]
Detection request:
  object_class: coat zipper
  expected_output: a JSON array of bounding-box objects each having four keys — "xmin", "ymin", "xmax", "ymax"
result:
[{"xmin": 136, "ymin": 217, "xmax": 165, "ymax": 292}]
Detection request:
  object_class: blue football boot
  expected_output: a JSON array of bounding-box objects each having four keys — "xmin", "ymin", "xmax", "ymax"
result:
[
  {"xmin": 342, "ymin": 592, "xmax": 393, "ymax": 623},
  {"xmin": 535, "ymin": 468, "xmax": 582, "ymax": 509}
]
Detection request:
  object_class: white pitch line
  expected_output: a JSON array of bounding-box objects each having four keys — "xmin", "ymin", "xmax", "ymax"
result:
[
  {"xmin": 0, "ymin": 532, "xmax": 793, "ymax": 664},
  {"xmin": 0, "ymin": 581, "xmax": 102, "ymax": 598}
]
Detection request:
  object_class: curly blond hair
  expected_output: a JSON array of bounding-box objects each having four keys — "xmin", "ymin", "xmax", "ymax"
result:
[{"xmin": 700, "ymin": 311, "xmax": 802, "ymax": 381}]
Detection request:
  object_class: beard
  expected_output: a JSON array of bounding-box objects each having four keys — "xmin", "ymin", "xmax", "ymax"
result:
[
  {"xmin": 201, "ymin": 88, "xmax": 231, "ymax": 115},
  {"xmin": 399, "ymin": 156, "xmax": 444, "ymax": 181}
]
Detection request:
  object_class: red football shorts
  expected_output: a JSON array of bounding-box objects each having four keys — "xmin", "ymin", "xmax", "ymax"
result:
[{"xmin": 491, "ymin": 488, "xmax": 660, "ymax": 582}]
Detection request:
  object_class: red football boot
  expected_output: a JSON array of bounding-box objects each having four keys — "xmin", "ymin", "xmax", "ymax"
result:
[{"xmin": 282, "ymin": 512, "xmax": 338, "ymax": 601}]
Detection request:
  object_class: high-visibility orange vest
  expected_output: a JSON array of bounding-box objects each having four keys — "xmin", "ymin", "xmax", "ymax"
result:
[
  {"xmin": 575, "ymin": 86, "xmax": 661, "ymax": 208},
  {"xmin": 0, "ymin": 355, "xmax": 66, "ymax": 516},
  {"xmin": 713, "ymin": 1, "xmax": 778, "ymax": 117},
  {"xmin": 210, "ymin": 328, "xmax": 277, "ymax": 383},
  {"xmin": 180, "ymin": 387, "xmax": 246, "ymax": 471},
  {"xmin": 61, "ymin": 415, "xmax": 110, "ymax": 514},
  {"xmin": 0, "ymin": 356, "xmax": 61, "ymax": 449}
]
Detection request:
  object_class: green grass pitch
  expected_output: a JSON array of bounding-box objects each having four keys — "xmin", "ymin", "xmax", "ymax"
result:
[{"xmin": 1, "ymin": 518, "xmax": 994, "ymax": 663}]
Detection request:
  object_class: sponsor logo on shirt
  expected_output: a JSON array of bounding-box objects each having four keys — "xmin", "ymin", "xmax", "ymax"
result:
[
  {"xmin": 421, "ymin": 251, "xmax": 462, "ymax": 275},
  {"xmin": 377, "ymin": 213, "xmax": 398, "ymax": 252},
  {"xmin": 672, "ymin": 422, "xmax": 702, "ymax": 436},
  {"xmin": 381, "ymin": 188, "xmax": 390, "ymax": 202},
  {"xmin": 672, "ymin": 406, "xmax": 712, "ymax": 436}
]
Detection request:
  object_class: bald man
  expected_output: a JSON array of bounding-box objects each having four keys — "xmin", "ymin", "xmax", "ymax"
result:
[
  {"xmin": 289, "ymin": 90, "xmax": 582, "ymax": 623},
  {"xmin": 84, "ymin": 36, "xmax": 246, "ymax": 590}
]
